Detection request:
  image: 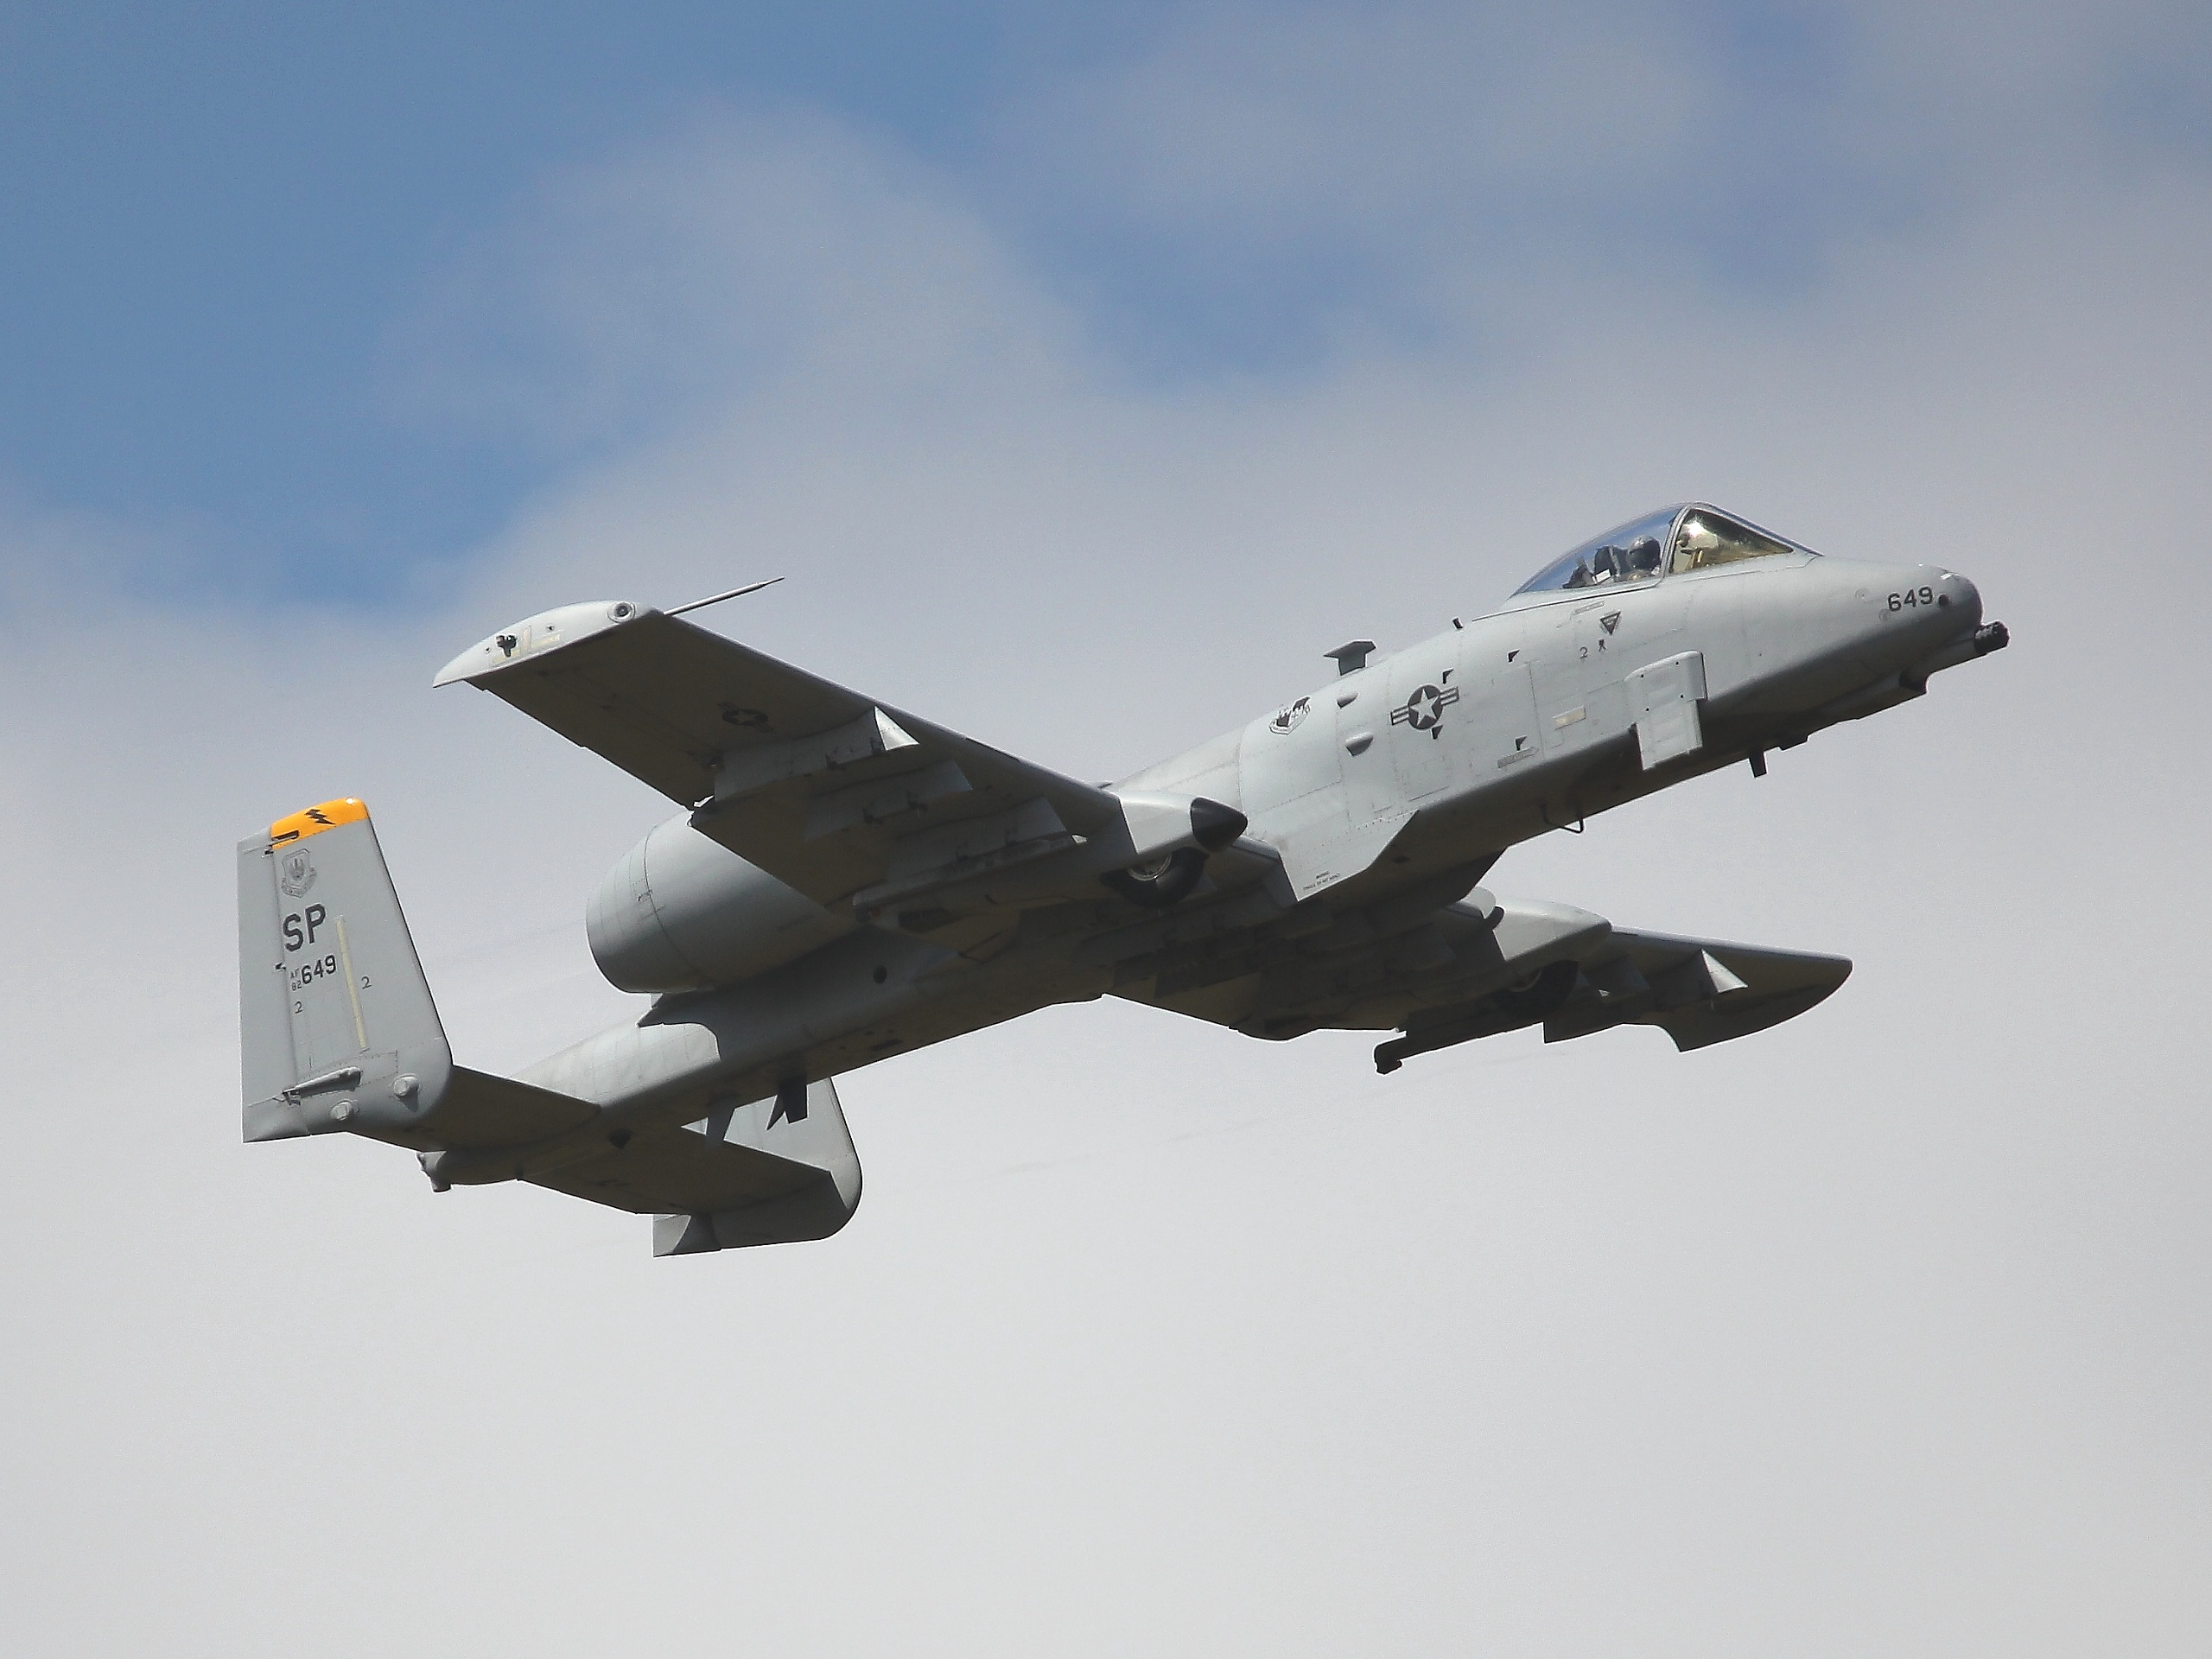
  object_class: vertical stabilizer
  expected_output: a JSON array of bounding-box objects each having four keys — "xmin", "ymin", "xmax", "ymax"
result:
[{"xmin": 237, "ymin": 799, "xmax": 454, "ymax": 1141}]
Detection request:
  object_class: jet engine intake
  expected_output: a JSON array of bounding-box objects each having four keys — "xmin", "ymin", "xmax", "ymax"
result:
[{"xmin": 1102, "ymin": 848, "xmax": 1211, "ymax": 908}]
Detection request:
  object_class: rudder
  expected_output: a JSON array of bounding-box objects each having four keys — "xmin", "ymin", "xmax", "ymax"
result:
[{"xmin": 238, "ymin": 798, "xmax": 454, "ymax": 1141}]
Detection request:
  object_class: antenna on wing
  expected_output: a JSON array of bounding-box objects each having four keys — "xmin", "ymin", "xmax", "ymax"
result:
[{"xmin": 666, "ymin": 576, "xmax": 785, "ymax": 616}]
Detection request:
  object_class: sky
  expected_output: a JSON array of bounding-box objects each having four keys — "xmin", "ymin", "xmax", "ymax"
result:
[{"xmin": 3, "ymin": 3, "xmax": 2210, "ymax": 1653}]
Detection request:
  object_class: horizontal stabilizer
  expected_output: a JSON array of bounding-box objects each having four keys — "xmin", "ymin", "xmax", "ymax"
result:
[
  {"xmin": 404, "ymin": 1076, "xmax": 861, "ymax": 1255},
  {"xmin": 557, "ymin": 1077, "xmax": 865, "ymax": 1255},
  {"xmin": 406, "ymin": 1066, "xmax": 599, "ymax": 1151}
]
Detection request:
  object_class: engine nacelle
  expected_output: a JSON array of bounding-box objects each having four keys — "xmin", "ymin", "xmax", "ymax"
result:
[{"xmin": 587, "ymin": 816, "xmax": 855, "ymax": 995}]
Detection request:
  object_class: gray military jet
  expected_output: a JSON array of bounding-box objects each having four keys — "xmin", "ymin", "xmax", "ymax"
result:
[{"xmin": 239, "ymin": 504, "xmax": 2007, "ymax": 1255}]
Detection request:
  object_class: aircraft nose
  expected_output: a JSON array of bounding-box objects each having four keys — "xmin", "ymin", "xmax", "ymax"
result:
[
  {"xmin": 1888, "ymin": 564, "xmax": 1980, "ymax": 638},
  {"xmin": 1881, "ymin": 564, "xmax": 2007, "ymax": 684},
  {"xmin": 1940, "ymin": 569, "xmax": 1984, "ymax": 629}
]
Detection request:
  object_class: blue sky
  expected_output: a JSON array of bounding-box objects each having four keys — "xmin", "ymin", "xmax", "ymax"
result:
[
  {"xmin": 10, "ymin": 1, "xmax": 2204, "ymax": 604},
  {"xmin": 1, "ymin": 2, "xmax": 1028, "ymax": 594}
]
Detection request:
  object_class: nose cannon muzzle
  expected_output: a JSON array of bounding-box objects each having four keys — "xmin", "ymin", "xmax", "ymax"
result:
[{"xmin": 1907, "ymin": 618, "xmax": 2010, "ymax": 690}]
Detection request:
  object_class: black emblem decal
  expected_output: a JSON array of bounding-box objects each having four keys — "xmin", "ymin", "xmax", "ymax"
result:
[
  {"xmin": 767, "ymin": 1078, "xmax": 810, "ymax": 1128},
  {"xmin": 1600, "ymin": 612, "xmax": 1620, "ymax": 635},
  {"xmin": 1269, "ymin": 696, "xmax": 1312, "ymax": 734},
  {"xmin": 278, "ymin": 849, "xmax": 317, "ymax": 899},
  {"xmin": 1389, "ymin": 683, "xmax": 1461, "ymax": 738}
]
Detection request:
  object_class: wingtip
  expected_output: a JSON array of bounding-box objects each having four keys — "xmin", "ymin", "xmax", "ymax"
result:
[{"xmin": 433, "ymin": 600, "xmax": 655, "ymax": 687}]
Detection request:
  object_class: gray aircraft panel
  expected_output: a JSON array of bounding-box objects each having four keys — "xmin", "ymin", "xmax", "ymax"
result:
[
  {"xmin": 1560, "ymin": 928, "xmax": 1852, "ymax": 1052},
  {"xmin": 524, "ymin": 1079, "xmax": 857, "ymax": 1220},
  {"xmin": 237, "ymin": 796, "xmax": 866, "ymax": 1250},
  {"xmin": 1357, "ymin": 915, "xmax": 1850, "ymax": 1071},
  {"xmin": 435, "ymin": 602, "xmax": 1128, "ymax": 911},
  {"xmin": 239, "ymin": 499, "xmax": 2009, "ymax": 1255}
]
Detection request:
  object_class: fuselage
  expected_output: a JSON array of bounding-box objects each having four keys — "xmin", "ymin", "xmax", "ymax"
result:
[
  {"xmin": 524, "ymin": 505, "xmax": 1997, "ymax": 1126},
  {"xmin": 1126, "ymin": 529, "xmax": 1983, "ymax": 880}
]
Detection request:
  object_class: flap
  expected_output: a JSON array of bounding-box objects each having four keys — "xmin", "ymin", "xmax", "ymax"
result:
[{"xmin": 436, "ymin": 602, "xmax": 1123, "ymax": 908}]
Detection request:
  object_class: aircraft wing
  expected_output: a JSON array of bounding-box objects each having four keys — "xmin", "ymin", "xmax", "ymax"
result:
[
  {"xmin": 1541, "ymin": 926, "xmax": 1851, "ymax": 1051},
  {"xmin": 1364, "ymin": 915, "xmax": 1850, "ymax": 1069},
  {"xmin": 1109, "ymin": 887, "xmax": 1847, "ymax": 1065},
  {"xmin": 436, "ymin": 600, "xmax": 1125, "ymax": 910}
]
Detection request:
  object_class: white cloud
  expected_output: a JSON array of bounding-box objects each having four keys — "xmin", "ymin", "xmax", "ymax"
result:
[
  {"xmin": 982, "ymin": 1, "xmax": 2212, "ymax": 344},
  {"xmin": 386, "ymin": 106, "xmax": 1088, "ymax": 457},
  {"xmin": 1001, "ymin": 4, "xmax": 1721, "ymax": 234}
]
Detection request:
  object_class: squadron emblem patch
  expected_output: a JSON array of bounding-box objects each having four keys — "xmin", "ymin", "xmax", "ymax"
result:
[
  {"xmin": 278, "ymin": 849, "xmax": 317, "ymax": 899},
  {"xmin": 1269, "ymin": 696, "xmax": 1312, "ymax": 734}
]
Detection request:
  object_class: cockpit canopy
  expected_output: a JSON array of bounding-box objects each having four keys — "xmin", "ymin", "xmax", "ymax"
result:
[{"xmin": 1513, "ymin": 505, "xmax": 1810, "ymax": 596}]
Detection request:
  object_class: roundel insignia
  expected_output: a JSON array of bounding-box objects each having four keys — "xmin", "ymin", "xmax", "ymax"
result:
[
  {"xmin": 1389, "ymin": 683, "xmax": 1461, "ymax": 735},
  {"xmin": 278, "ymin": 849, "xmax": 317, "ymax": 899}
]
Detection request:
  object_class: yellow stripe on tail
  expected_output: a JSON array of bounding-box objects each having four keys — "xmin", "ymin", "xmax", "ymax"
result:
[{"xmin": 269, "ymin": 797, "xmax": 369, "ymax": 845}]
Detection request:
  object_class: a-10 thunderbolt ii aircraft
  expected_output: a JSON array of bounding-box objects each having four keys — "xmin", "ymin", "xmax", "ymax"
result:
[{"xmin": 239, "ymin": 504, "xmax": 2007, "ymax": 1255}]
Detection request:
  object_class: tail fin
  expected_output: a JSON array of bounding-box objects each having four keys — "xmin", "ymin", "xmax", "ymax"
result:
[
  {"xmin": 238, "ymin": 798, "xmax": 454, "ymax": 1141},
  {"xmin": 239, "ymin": 797, "xmax": 861, "ymax": 1257}
]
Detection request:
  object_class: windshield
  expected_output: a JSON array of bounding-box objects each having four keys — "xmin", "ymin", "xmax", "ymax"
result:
[
  {"xmin": 1670, "ymin": 509, "xmax": 1796, "ymax": 571},
  {"xmin": 1514, "ymin": 508, "xmax": 1680, "ymax": 595},
  {"xmin": 1514, "ymin": 504, "xmax": 1810, "ymax": 596}
]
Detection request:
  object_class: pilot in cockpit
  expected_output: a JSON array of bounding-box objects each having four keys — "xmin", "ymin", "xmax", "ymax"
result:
[
  {"xmin": 1515, "ymin": 505, "xmax": 1801, "ymax": 600},
  {"xmin": 1565, "ymin": 535, "xmax": 1664, "ymax": 588}
]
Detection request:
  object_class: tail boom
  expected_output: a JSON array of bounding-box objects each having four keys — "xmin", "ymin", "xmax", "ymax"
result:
[{"xmin": 238, "ymin": 798, "xmax": 863, "ymax": 1253}]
